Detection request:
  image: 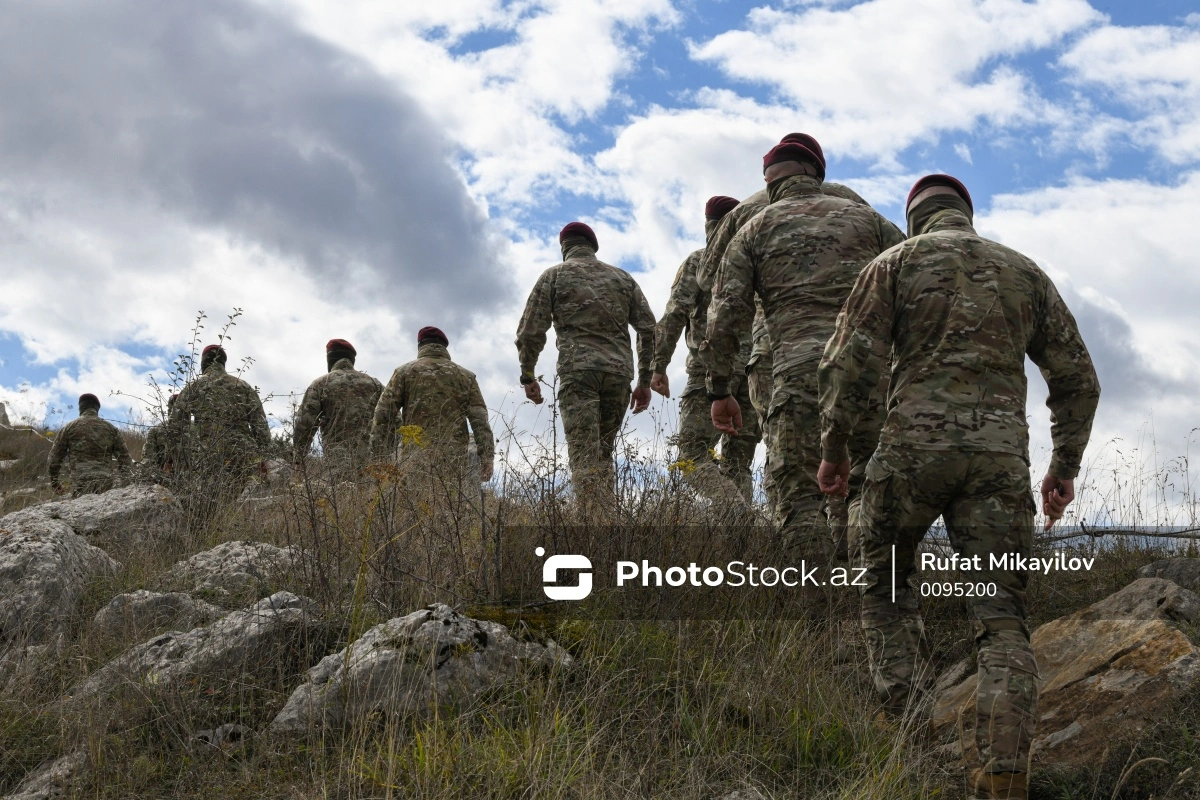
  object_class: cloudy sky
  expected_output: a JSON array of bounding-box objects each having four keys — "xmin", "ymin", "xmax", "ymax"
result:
[{"xmin": 1, "ymin": 0, "xmax": 1197, "ymax": 518}]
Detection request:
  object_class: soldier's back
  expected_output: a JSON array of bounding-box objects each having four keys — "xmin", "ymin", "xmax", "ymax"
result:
[
  {"xmin": 308, "ymin": 366, "xmax": 382, "ymax": 449},
  {"xmin": 398, "ymin": 356, "xmax": 478, "ymax": 444},
  {"xmin": 547, "ymin": 256, "xmax": 640, "ymax": 377}
]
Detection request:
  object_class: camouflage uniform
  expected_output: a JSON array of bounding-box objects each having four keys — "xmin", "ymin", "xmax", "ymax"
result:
[
  {"xmin": 170, "ymin": 361, "xmax": 271, "ymax": 502},
  {"xmin": 139, "ymin": 420, "xmax": 172, "ymax": 483},
  {"xmin": 702, "ymin": 175, "xmax": 903, "ymax": 551},
  {"xmin": 294, "ymin": 358, "xmax": 383, "ymax": 479},
  {"xmin": 653, "ymin": 244, "xmax": 758, "ymax": 505},
  {"xmin": 818, "ymin": 199, "xmax": 1100, "ymax": 776},
  {"xmin": 516, "ymin": 240, "xmax": 656, "ymax": 502},
  {"xmin": 369, "ymin": 341, "xmax": 494, "ymax": 478},
  {"xmin": 47, "ymin": 409, "xmax": 133, "ymax": 495}
]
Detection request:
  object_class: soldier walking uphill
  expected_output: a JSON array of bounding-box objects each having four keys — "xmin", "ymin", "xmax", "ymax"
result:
[
  {"xmin": 139, "ymin": 393, "xmax": 179, "ymax": 485},
  {"xmin": 702, "ymin": 138, "xmax": 903, "ymax": 555},
  {"xmin": 650, "ymin": 195, "xmax": 758, "ymax": 510},
  {"xmin": 370, "ymin": 327, "xmax": 494, "ymax": 486},
  {"xmin": 47, "ymin": 393, "xmax": 133, "ymax": 496},
  {"xmin": 698, "ymin": 132, "xmax": 900, "ymax": 553},
  {"xmin": 817, "ymin": 175, "xmax": 1100, "ymax": 800},
  {"xmin": 516, "ymin": 222, "xmax": 657, "ymax": 509},
  {"xmin": 170, "ymin": 344, "xmax": 271, "ymax": 515},
  {"xmin": 294, "ymin": 338, "xmax": 383, "ymax": 482}
]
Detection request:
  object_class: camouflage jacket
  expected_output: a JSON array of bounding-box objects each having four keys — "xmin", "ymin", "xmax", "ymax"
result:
[
  {"xmin": 169, "ymin": 362, "xmax": 270, "ymax": 463},
  {"xmin": 516, "ymin": 242, "xmax": 657, "ymax": 386},
  {"xmin": 142, "ymin": 422, "xmax": 171, "ymax": 470},
  {"xmin": 701, "ymin": 175, "xmax": 905, "ymax": 396},
  {"xmin": 47, "ymin": 409, "xmax": 133, "ymax": 485},
  {"xmin": 818, "ymin": 206, "xmax": 1101, "ymax": 478},
  {"xmin": 293, "ymin": 359, "xmax": 383, "ymax": 464},
  {"xmin": 370, "ymin": 342, "xmax": 494, "ymax": 464},
  {"xmin": 654, "ymin": 246, "xmax": 752, "ymax": 378}
]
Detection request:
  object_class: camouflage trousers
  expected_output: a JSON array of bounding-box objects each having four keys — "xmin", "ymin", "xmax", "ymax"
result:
[
  {"xmin": 559, "ymin": 370, "xmax": 631, "ymax": 506},
  {"xmin": 829, "ymin": 368, "xmax": 890, "ymax": 562},
  {"xmin": 858, "ymin": 444, "xmax": 1037, "ymax": 775},
  {"xmin": 764, "ymin": 369, "xmax": 829, "ymax": 553},
  {"xmin": 675, "ymin": 371, "xmax": 759, "ymax": 505},
  {"xmin": 746, "ymin": 356, "xmax": 775, "ymax": 510},
  {"xmin": 67, "ymin": 465, "xmax": 120, "ymax": 496}
]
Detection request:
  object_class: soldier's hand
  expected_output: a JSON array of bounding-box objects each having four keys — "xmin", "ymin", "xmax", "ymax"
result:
[
  {"xmin": 481, "ymin": 461, "xmax": 494, "ymax": 482},
  {"xmin": 818, "ymin": 459, "xmax": 851, "ymax": 497},
  {"xmin": 630, "ymin": 386, "xmax": 651, "ymax": 414},
  {"xmin": 710, "ymin": 396, "xmax": 742, "ymax": 435},
  {"xmin": 650, "ymin": 373, "xmax": 670, "ymax": 398},
  {"xmin": 1041, "ymin": 473, "xmax": 1075, "ymax": 531},
  {"xmin": 524, "ymin": 381, "xmax": 544, "ymax": 405}
]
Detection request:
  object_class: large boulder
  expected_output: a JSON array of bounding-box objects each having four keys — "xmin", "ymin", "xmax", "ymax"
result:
[
  {"xmin": 90, "ymin": 590, "xmax": 225, "ymax": 641},
  {"xmin": 0, "ymin": 514, "xmax": 118, "ymax": 653},
  {"xmin": 69, "ymin": 592, "xmax": 319, "ymax": 708},
  {"xmin": 0, "ymin": 484, "xmax": 181, "ymax": 540},
  {"xmin": 270, "ymin": 603, "xmax": 572, "ymax": 734},
  {"xmin": 1137, "ymin": 557, "xmax": 1200, "ymax": 593},
  {"xmin": 1, "ymin": 751, "xmax": 86, "ymax": 800},
  {"xmin": 158, "ymin": 540, "xmax": 300, "ymax": 606},
  {"xmin": 932, "ymin": 577, "xmax": 1200, "ymax": 768}
]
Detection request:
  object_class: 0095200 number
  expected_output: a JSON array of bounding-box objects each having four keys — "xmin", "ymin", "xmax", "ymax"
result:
[{"xmin": 919, "ymin": 582, "xmax": 997, "ymax": 598}]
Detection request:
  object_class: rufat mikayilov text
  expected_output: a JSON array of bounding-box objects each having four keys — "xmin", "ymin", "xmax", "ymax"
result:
[
  {"xmin": 615, "ymin": 560, "xmax": 868, "ymax": 588},
  {"xmin": 920, "ymin": 551, "xmax": 1095, "ymax": 574}
]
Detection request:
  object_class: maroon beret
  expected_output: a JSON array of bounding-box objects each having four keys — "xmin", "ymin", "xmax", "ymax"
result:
[
  {"xmin": 778, "ymin": 133, "xmax": 825, "ymax": 165},
  {"xmin": 201, "ymin": 344, "xmax": 225, "ymax": 358},
  {"xmin": 559, "ymin": 221, "xmax": 598, "ymax": 251},
  {"xmin": 326, "ymin": 338, "xmax": 356, "ymax": 356},
  {"xmin": 78, "ymin": 393, "xmax": 101, "ymax": 410},
  {"xmin": 763, "ymin": 141, "xmax": 825, "ymax": 177},
  {"xmin": 417, "ymin": 326, "xmax": 449, "ymax": 347},
  {"xmin": 705, "ymin": 195, "xmax": 739, "ymax": 220},
  {"xmin": 907, "ymin": 174, "xmax": 973, "ymax": 213}
]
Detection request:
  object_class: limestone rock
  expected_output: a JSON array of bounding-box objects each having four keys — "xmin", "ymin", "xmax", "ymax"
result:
[
  {"xmin": 90, "ymin": 590, "xmax": 225, "ymax": 641},
  {"xmin": 270, "ymin": 603, "xmax": 572, "ymax": 734},
  {"xmin": 932, "ymin": 577, "xmax": 1200, "ymax": 768},
  {"xmin": 1, "ymin": 484, "xmax": 181, "ymax": 540},
  {"xmin": 193, "ymin": 723, "xmax": 250, "ymax": 750},
  {"xmin": 69, "ymin": 592, "xmax": 319, "ymax": 706},
  {"xmin": 159, "ymin": 540, "xmax": 299, "ymax": 605},
  {"xmin": 1137, "ymin": 557, "xmax": 1200, "ymax": 594},
  {"xmin": 0, "ymin": 514, "xmax": 118, "ymax": 652},
  {"xmin": 2, "ymin": 751, "xmax": 86, "ymax": 800}
]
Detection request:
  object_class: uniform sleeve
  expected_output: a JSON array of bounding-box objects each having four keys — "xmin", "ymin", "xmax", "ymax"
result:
[
  {"xmin": 629, "ymin": 279, "xmax": 658, "ymax": 389},
  {"xmin": 877, "ymin": 212, "xmax": 906, "ymax": 251},
  {"xmin": 749, "ymin": 298, "xmax": 770, "ymax": 367},
  {"xmin": 515, "ymin": 269, "xmax": 555, "ymax": 378},
  {"xmin": 818, "ymin": 254, "xmax": 897, "ymax": 463},
  {"xmin": 651, "ymin": 254, "xmax": 699, "ymax": 374},
  {"xmin": 1027, "ymin": 279, "xmax": 1101, "ymax": 480},
  {"xmin": 112, "ymin": 427, "xmax": 133, "ymax": 474},
  {"xmin": 700, "ymin": 225, "xmax": 758, "ymax": 396},
  {"xmin": 696, "ymin": 213, "xmax": 740, "ymax": 291},
  {"xmin": 465, "ymin": 377, "xmax": 495, "ymax": 466},
  {"xmin": 292, "ymin": 380, "xmax": 322, "ymax": 463},
  {"xmin": 47, "ymin": 423, "xmax": 70, "ymax": 485},
  {"xmin": 369, "ymin": 368, "xmax": 405, "ymax": 458}
]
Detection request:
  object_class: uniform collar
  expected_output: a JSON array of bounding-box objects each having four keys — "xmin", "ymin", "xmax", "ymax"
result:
[
  {"xmin": 562, "ymin": 243, "xmax": 598, "ymax": 262},
  {"xmin": 329, "ymin": 358, "xmax": 356, "ymax": 372},
  {"xmin": 79, "ymin": 408, "xmax": 99, "ymax": 418},
  {"xmin": 418, "ymin": 342, "xmax": 451, "ymax": 360},
  {"xmin": 767, "ymin": 173, "xmax": 822, "ymax": 204}
]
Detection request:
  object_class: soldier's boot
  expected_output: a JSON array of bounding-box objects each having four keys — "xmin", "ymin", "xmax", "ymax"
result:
[{"xmin": 968, "ymin": 769, "xmax": 1027, "ymax": 800}]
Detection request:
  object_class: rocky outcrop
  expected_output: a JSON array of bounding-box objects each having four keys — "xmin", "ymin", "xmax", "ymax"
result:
[
  {"xmin": 1137, "ymin": 557, "xmax": 1200, "ymax": 594},
  {"xmin": 0, "ymin": 514, "xmax": 118, "ymax": 652},
  {"xmin": 158, "ymin": 540, "xmax": 299, "ymax": 606},
  {"xmin": 271, "ymin": 603, "xmax": 572, "ymax": 734},
  {"xmin": 69, "ymin": 592, "xmax": 319, "ymax": 707},
  {"xmin": 1, "ymin": 484, "xmax": 181, "ymax": 541},
  {"xmin": 90, "ymin": 590, "xmax": 225, "ymax": 641},
  {"xmin": 1, "ymin": 751, "xmax": 86, "ymax": 800},
  {"xmin": 932, "ymin": 577, "xmax": 1200, "ymax": 768}
]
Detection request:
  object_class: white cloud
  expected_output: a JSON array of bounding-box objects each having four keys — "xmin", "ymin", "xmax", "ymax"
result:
[{"xmin": 690, "ymin": 0, "xmax": 1102, "ymax": 162}]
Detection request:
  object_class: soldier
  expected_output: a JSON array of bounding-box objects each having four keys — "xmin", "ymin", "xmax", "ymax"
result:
[
  {"xmin": 294, "ymin": 338, "xmax": 383, "ymax": 480},
  {"xmin": 516, "ymin": 222, "xmax": 657, "ymax": 505},
  {"xmin": 699, "ymin": 132, "xmax": 898, "ymax": 550},
  {"xmin": 170, "ymin": 344, "xmax": 271, "ymax": 504},
  {"xmin": 370, "ymin": 327, "xmax": 494, "ymax": 482},
  {"xmin": 703, "ymin": 137, "xmax": 904, "ymax": 554},
  {"xmin": 47, "ymin": 393, "xmax": 133, "ymax": 495},
  {"xmin": 650, "ymin": 195, "xmax": 758, "ymax": 509},
  {"xmin": 817, "ymin": 175, "xmax": 1100, "ymax": 799},
  {"xmin": 139, "ymin": 393, "xmax": 179, "ymax": 484}
]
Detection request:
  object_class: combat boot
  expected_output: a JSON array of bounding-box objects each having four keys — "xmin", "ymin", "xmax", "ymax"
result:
[{"xmin": 968, "ymin": 769, "xmax": 1027, "ymax": 800}]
